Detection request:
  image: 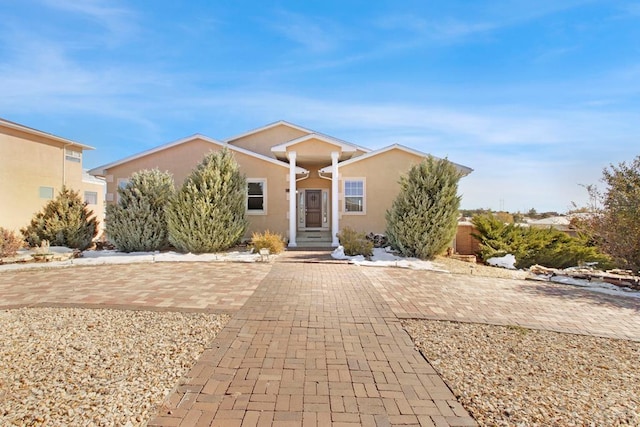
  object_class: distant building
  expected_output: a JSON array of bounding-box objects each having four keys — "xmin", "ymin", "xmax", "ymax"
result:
[
  {"xmin": 528, "ymin": 216, "xmax": 576, "ymax": 236},
  {"xmin": 0, "ymin": 118, "xmax": 105, "ymax": 234}
]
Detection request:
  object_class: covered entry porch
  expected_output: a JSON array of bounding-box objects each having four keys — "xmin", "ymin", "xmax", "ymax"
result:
[{"xmin": 270, "ymin": 133, "xmax": 362, "ymax": 247}]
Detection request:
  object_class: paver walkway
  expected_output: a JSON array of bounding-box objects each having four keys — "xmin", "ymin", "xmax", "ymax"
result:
[
  {"xmin": 0, "ymin": 263, "xmax": 270, "ymax": 312},
  {"xmin": 148, "ymin": 257, "xmax": 474, "ymax": 426},
  {"xmin": 2, "ymin": 251, "xmax": 639, "ymax": 425},
  {"xmin": 362, "ymin": 267, "xmax": 640, "ymax": 341}
]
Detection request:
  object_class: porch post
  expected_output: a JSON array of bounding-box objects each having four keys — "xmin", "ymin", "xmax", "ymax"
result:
[
  {"xmin": 288, "ymin": 151, "xmax": 297, "ymax": 247},
  {"xmin": 331, "ymin": 151, "xmax": 339, "ymax": 247}
]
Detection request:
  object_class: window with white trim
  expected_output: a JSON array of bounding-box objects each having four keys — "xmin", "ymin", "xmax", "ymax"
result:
[
  {"xmin": 344, "ymin": 179, "xmax": 364, "ymax": 213},
  {"xmin": 84, "ymin": 191, "xmax": 98, "ymax": 205},
  {"xmin": 65, "ymin": 149, "xmax": 82, "ymax": 163},
  {"xmin": 247, "ymin": 179, "xmax": 266, "ymax": 214}
]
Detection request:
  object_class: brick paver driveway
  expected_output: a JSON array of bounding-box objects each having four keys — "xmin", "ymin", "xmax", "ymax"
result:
[{"xmin": 2, "ymin": 251, "xmax": 639, "ymax": 426}]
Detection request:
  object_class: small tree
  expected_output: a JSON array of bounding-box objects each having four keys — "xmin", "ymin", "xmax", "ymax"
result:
[
  {"xmin": 582, "ymin": 156, "xmax": 640, "ymax": 272},
  {"xmin": 21, "ymin": 187, "xmax": 98, "ymax": 250},
  {"xmin": 386, "ymin": 157, "xmax": 462, "ymax": 259},
  {"xmin": 167, "ymin": 149, "xmax": 248, "ymax": 253},
  {"xmin": 106, "ymin": 169, "xmax": 174, "ymax": 252},
  {"xmin": 0, "ymin": 227, "xmax": 24, "ymax": 257}
]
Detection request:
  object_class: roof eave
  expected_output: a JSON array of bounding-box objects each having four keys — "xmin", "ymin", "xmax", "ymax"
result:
[{"xmin": 0, "ymin": 118, "xmax": 94, "ymax": 150}]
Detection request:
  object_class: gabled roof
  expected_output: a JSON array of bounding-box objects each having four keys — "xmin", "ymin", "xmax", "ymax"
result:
[
  {"xmin": 225, "ymin": 120, "xmax": 315, "ymax": 143},
  {"xmin": 0, "ymin": 117, "xmax": 94, "ymax": 150},
  {"xmin": 88, "ymin": 134, "xmax": 308, "ymax": 177},
  {"xmin": 319, "ymin": 144, "xmax": 473, "ymax": 175},
  {"xmin": 226, "ymin": 120, "xmax": 371, "ymax": 153},
  {"xmin": 271, "ymin": 133, "xmax": 359, "ymax": 154}
]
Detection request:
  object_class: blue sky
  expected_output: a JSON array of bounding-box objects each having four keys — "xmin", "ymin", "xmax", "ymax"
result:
[{"xmin": 1, "ymin": 0, "xmax": 639, "ymax": 213}]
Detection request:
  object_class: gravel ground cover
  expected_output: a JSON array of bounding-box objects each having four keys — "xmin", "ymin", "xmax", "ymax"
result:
[
  {"xmin": 405, "ymin": 320, "xmax": 640, "ymax": 426},
  {"xmin": 0, "ymin": 308, "xmax": 229, "ymax": 426}
]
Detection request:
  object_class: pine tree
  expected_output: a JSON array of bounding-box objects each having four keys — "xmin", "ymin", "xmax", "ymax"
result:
[
  {"xmin": 106, "ymin": 169, "xmax": 174, "ymax": 252},
  {"xmin": 385, "ymin": 157, "xmax": 462, "ymax": 259},
  {"xmin": 167, "ymin": 148, "xmax": 248, "ymax": 253},
  {"xmin": 21, "ymin": 186, "xmax": 98, "ymax": 250}
]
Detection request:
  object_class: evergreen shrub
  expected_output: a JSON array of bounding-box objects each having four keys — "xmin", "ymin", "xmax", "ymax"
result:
[
  {"xmin": 386, "ymin": 157, "xmax": 462, "ymax": 259},
  {"xmin": 21, "ymin": 187, "xmax": 98, "ymax": 250},
  {"xmin": 106, "ymin": 169, "xmax": 174, "ymax": 252},
  {"xmin": 167, "ymin": 149, "xmax": 248, "ymax": 253},
  {"xmin": 472, "ymin": 214, "xmax": 612, "ymax": 269}
]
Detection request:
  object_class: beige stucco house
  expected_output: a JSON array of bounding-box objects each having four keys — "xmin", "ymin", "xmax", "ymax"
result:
[
  {"xmin": 0, "ymin": 118, "xmax": 105, "ymax": 234},
  {"xmin": 89, "ymin": 121, "xmax": 472, "ymax": 247}
]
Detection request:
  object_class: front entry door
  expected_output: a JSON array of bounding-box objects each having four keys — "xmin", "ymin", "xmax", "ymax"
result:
[{"xmin": 305, "ymin": 190, "xmax": 322, "ymax": 228}]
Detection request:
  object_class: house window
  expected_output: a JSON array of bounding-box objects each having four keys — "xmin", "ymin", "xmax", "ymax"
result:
[
  {"xmin": 247, "ymin": 179, "xmax": 266, "ymax": 214},
  {"xmin": 344, "ymin": 179, "xmax": 365, "ymax": 213},
  {"xmin": 39, "ymin": 186, "xmax": 54, "ymax": 199},
  {"xmin": 65, "ymin": 149, "xmax": 82, "ymax": 163},
  {"xmin": 84, "ymin": 191, "xmax": 98, "ymax": 205}
]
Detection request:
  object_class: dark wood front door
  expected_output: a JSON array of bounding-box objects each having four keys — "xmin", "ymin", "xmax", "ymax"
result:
[{"xmin": 305, "ymin": 190, "xmax": 322, "ymax": 228}]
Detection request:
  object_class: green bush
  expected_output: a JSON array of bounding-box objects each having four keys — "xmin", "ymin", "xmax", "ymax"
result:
[
  {"xmin": 386, "ymin": 157, "xmax": 462, "ymax": 260},
  {"xmin": 0, "ymin": 227, "xmax": 24, "ymax": 257},
  {"xmin": 250, "ymin": 230, "xmax": 285, "ymax": 254},
  {"xmin": 337, "ymin": 227, "xmax": 373, "ymax": 257},
  {"xmin": 472, "ymin": 214, "xmax": 612, "ymax": 269},
  {"xmin": 106, "ymin": 169, "xmax": 175, "ymax": 252},
  {"xmin": 167, "ymin": 149, "xmax": 248, "ymax": 253},
  {"xmin": 21, "ymin": 187, "xmax": 98, "ymax": 250}
]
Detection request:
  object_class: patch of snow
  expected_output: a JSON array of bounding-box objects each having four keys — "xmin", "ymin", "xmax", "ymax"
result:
[
  {"xmin": 487, "ymin": 254, "xmax": 516, "ymax": 269},
  {"xmin": 49, "ymin": 246, "xmax": 74, "ymax": 254},
  {"xmin": 331, "ymin": 246, "xmax": 449, "ymax": 272},
  {"xmin": 331, "ymin": 246, "xmax": 365, "ymax": 262},
  {"xmin": 0, "ymin": 247, "xmax": 261, "ymax": 272},
  {"xmin": 530, "ymin": 275, "xmax": 640, "ymax": 299}
]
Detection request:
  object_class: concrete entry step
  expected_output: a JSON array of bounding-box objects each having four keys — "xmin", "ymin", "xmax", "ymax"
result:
[{"xmin": 295, "ymin": 230, "xmax": 334, "ymax": 248}]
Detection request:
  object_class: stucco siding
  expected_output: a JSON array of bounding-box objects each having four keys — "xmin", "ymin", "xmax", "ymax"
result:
[
  {"xmin": 338, "ymin": 149, "xmax": 425, "ymax": 234},
  {"xmin": 103, "ymin": 140, "xmax": 291, "ymax": 240},
  {"xmin": 0, "ymin": 127, "xmax": 93, "ymax": 232},
  {"xmin": 228, "ymin": 124, "xmax": 309, "ymax": 157},
  {"xmin": 286, "ymin": 138, "xmax": 342, "ymax": 161},
  {"xmin": 104, "ymin": 138, "xmax": 220, "ymax": 201},
  {"xmin": 233, "ymin": 151, "xmax": 289, "ymax": 238}
]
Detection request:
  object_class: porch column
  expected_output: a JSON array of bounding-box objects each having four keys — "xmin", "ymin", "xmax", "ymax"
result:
[
  {"xmin": 331, "ymin": 151, "xmax": 339, "ymax": 247},
  {"xmin": 288, "ymin": 151, "xmax": 297, "ymax": 247}
]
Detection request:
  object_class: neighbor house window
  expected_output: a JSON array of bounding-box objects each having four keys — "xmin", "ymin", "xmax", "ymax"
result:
[
  {"xmin": 39, "ymin": 186, "xmax": 54, "ymax": 199},
  {"xmin": 65, "ymin": 149, "xmax": 82, "ymax": 163},
  {"xmin": 247, "ymin": 179, "xmax": 266, "ymax": 214},
  {"xmin": 344, "ymin": 179, "xmax": 365, "ymax": 213},
  {"xmin": 84, "ymin": 191, "xmax": 98, "ymax": 205}
]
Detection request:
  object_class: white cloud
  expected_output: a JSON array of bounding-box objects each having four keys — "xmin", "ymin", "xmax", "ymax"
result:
[
  {"xmin": 39, "ymin": 0, "xmax": 136, "ymax": 39},
  {"xmin": 269, "ymin": 10, "xmax": 340, "ymax": 53}
]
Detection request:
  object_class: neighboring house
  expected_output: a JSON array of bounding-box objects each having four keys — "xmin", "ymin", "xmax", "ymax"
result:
[
  {"xmin": 89, "ymin": 121, "xmax": 472, "ymax": 247},
  {"xmin": 528, "ymin": 216, "xmax": 577, "ymax": 236},
  {"xmin": 0, "ymin": 118, "xmax": 105, "ymax": 234}
]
